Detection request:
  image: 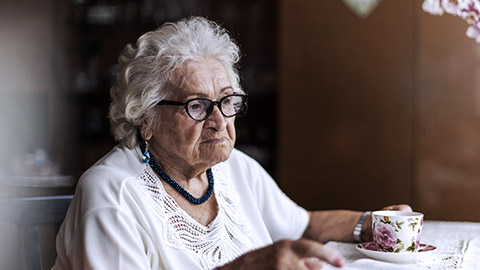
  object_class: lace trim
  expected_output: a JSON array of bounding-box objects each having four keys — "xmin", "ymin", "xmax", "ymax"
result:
[{"xmin": 136, "ymin": 161, "xmax": 255, "ymax": 269}]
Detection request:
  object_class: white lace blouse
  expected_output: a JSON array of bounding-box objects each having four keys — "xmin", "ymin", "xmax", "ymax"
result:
[{"xmin": 53, "ymin": 146, "xmax": 309, "ymax": 270}]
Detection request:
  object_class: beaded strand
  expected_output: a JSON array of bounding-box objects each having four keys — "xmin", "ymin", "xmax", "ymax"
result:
[{"xmin": 141, "ymin": 143, "xmax": 214, "ymax": 204}]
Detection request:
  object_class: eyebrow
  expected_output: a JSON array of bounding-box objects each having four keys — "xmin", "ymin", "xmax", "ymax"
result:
[{"xmin": 182, "ymin": 86, "xmax": 235, "ymax": 99}]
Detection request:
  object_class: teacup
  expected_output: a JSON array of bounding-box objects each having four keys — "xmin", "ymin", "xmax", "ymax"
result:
[{"xmin": 372, "ymin": 210, "xmax": 424, "ymax": 253}]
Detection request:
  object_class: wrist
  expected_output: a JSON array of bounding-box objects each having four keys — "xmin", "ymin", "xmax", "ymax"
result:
[
  {"xmin": 361, "ymin": 212, "xmax": 373, "ymax": 242},
  {"xmin": 353, "ymin": 211, "xmax": 371, "ymax": 243}
]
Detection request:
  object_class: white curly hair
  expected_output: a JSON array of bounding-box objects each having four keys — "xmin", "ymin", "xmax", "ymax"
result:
[{"xmin": 109, "ymin": 17, "xmax": 243, "ymax": 148}]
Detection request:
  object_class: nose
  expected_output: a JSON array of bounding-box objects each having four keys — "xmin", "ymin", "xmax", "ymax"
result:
[{"xmin": 204, "ymin": 104, "xmax": 227, "ymax": 130}]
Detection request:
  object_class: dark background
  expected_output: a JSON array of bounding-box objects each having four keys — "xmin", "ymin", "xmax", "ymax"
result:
[{"xmin": 62, "ymin": 0, "xmax": 280, "ymax": 178}]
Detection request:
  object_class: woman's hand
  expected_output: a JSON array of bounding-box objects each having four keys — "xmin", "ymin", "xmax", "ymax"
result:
[
  {"xmin": 361, "ymin": 204, "xmax": 413, "ymax": 242},
  {"xmin": 381, "ymin": 204, "xmax": 412, "ymax": 212},
  {"xmin": 217, "ymin": 238, "xmax": 344, "ymax": 270}
]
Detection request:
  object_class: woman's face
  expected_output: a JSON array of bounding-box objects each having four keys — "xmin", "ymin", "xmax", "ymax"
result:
[{"xmin": 150, "ymin": 58, "xmax": 237, "ymax": 171}]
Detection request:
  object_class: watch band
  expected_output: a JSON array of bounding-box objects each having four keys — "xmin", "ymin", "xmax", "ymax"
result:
[{"xmin": 353, "ymin": 211, "xmax": 371, "ymax": 243}]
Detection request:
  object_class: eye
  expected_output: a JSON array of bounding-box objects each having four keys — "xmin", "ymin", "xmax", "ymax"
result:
[
  {"xmin": 187, "ymin": 99, "xmax": 208, "ymax": 113},
  {"xmin": 188, "ymin": 102, "xmax": 203, "ymax": 111},
  {"xmin": 222, "ymin": 96, "xmax": 233, "ymax": 105}
]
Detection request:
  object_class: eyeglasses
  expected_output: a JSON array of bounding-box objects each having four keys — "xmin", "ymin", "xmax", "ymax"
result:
[{"xmin": 157, "ymin": 93, "xmax": 248, "ymax": 121}]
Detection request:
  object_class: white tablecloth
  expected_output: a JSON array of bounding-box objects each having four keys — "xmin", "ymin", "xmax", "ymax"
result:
[{"xmin": 324, "ymin": 221, "xmax": 480, "ymax": 269}]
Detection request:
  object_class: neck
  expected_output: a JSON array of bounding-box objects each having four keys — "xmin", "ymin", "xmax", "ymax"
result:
[
  {"xmin": 140, "ymin": 141, "xmax": 216, "ymax": 204},
  {"xmin": 147, "ymin": 145, "xmax": 209, "ymax": 185},
  {"xmin": 147, "ymin": 154, "xmax": 215, "ymax": 205}
]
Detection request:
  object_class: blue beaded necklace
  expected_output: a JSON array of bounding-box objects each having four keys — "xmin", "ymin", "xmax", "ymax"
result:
[{"xmin": 141, "ymin": 144, "xmax": 214, "ymax": 205}]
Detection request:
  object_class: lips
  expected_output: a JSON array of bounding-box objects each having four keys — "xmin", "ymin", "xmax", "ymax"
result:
[{"xmin": 202, "ymin": 137, "xmax": 226, "ymax": 144}]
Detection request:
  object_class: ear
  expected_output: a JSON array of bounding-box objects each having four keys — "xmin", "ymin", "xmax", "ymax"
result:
[{"xmin": 139, "ymin": 118, "xmax": 153, "ymax": 141}]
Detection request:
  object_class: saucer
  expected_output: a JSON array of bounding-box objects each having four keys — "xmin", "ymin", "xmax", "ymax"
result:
[{"xmin": 355, "ymin": 242, "xmax": 437, "ymax": 264}]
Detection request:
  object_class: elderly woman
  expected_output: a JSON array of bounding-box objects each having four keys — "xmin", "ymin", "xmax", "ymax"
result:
[{"xmin": 53, "ymin": 17, "xmax": 410, "ymax": 270}]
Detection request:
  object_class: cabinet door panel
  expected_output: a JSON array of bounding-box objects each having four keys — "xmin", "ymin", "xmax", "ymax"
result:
[
  {"xmin": 279, "ymin": 0, "xmax": 414, "ymax": 211},
  {"xmin": 416, "ymin": 8, "xmax": 480, "ymax": 221}
]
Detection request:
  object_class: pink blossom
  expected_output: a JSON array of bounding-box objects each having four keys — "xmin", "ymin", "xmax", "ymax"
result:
[
  {"xmin": 423, "ymin": 0, "xmax": 445, "ymax": 15},
  {"xmin": 466, "ymin": 23, "xmax": 480, "ymax": 42},
  {"xmin": 373, "ymin": 223, "xmax": 398, "ymax": 250},
  {"xmin": 441, "ymin": 0, "xmax": 462, "ymax": 14},
  {"xmin": 458, "ymin": 1, "xmax": 480, "ymax": 24},
  {"xmin": 423, "ymin": 0, "xmax": 480, "ymax": 43}
]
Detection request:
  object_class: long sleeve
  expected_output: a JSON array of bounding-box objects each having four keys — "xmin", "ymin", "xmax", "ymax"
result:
[{"xmin": 53, "ymin": 205, "xmax": 155, "ymax": 270}]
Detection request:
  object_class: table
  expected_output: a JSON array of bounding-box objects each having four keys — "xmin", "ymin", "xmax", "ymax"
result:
[
  {"xmin": 0, "ymin": 175, "xmax": 75, "ymax": 187},
  {"xmin": 324, "ymin": 221, "xmax": 480, "ymax": 269},
  {"xmin": 0, "ymin": 175, "xmax": 76, "ymax": 198}
]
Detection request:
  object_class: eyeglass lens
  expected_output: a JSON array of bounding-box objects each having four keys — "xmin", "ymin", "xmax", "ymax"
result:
[{"xmin": 187, "ymin": 95, "xmax": 244, "ymax": 120}]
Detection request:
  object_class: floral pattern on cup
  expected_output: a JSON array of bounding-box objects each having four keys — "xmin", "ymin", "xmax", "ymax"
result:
[
  {"xmin": 373, "ymin": 222, "xmax": 397, "ymax": 250},
  {"xmin": 372, "ymin": 214, "xmax": 424, "ymax": 253}
]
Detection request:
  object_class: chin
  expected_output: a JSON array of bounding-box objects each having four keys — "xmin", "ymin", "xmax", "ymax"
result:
[{"xmin": 204, "ymin": 146, "xmax": 233, "ymax": 165}]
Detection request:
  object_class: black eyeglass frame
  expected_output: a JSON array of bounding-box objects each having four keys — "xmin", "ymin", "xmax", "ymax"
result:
[{"xmin": 157, "ymin": 93, "xmax": 248, "ymax": 121}]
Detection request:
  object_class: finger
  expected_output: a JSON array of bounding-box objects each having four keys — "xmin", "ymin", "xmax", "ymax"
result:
[
  {"xmin": 396, "ymin": 204, "xmax": 413, "ymax": 212},
  {"xmin": 303, "ymin": 257, "xmax": 324, "ymax": 270},
  {"xmin": 292, "ymin": 239, "xmax": 345, "ymax": 268},
  {"xmin": 382, "ymin": 204, "xmax": 412, "ymax": 212}
]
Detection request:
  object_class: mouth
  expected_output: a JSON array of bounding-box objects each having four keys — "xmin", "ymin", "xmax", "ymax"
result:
[{"xmin": 202, "ymin": 137, "xmax": 227, "ymax": 144}]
